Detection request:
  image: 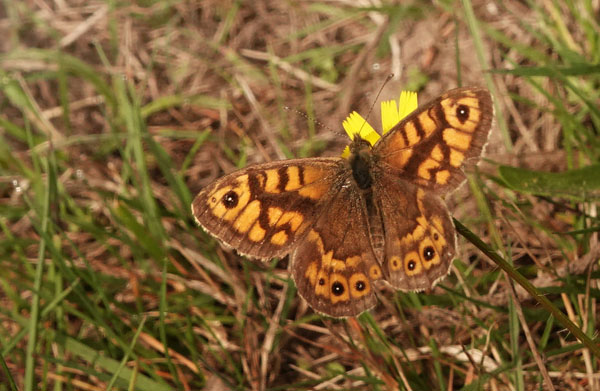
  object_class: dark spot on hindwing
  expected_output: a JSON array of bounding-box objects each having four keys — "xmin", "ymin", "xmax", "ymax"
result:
[
  {"xmin": 423, "ymin": 246, "xmax": 435, "ymax": 261},
  {"xmin": 222, "ymin": 191, "xmax": 238, "ymax": 208},
  {"xmin": 355, "ymin": 280, "xmax": 366, "ymax": 291},
  {"xmin": 318, "ymin": 278, "xmax": 325, "ymax": 286},
  {"xmin": 456, "ymin": 104, "xmax": 469, "ymax": 123},
  {"xmin": 332, "ymin": 281, "xmax": 345, "ymax": 296},
  {"xmin": 407, "ymin": 260, "xmax": 416, "ymax": 271}
]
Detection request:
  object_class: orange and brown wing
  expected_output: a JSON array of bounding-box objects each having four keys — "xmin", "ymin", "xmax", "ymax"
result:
[
  {"xmin": 374, "ymin": 87, "xmax": 493, "ymax": 193},
  {"xmin": 191, "ymin": 158, "xmax": 342, "ymax": 260},
  {"xmin": 374, "ymin": 174, "xmax": 456, "ymax": 291},
  {"xmin": 291, "ymin": 178, "xmax": 383, "ymax": 317}
]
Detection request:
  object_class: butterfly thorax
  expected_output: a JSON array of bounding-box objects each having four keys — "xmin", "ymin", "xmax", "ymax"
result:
[{"xmin": 348, "ymin": 136, "xmax": 377, "ymax": 190}]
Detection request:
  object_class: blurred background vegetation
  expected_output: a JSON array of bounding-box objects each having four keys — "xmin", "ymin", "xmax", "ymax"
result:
[{"xmin": 1, "ymin": 0, "xmax": 599, "ymax": 390}]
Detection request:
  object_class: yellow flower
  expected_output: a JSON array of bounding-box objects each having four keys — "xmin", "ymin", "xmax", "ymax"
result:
[{"xmin": 341, "ymin": 90, "xmax": 418, "ymax": 158}]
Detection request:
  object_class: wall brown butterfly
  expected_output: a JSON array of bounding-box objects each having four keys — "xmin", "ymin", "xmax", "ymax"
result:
[{"xmin": 192, "ymin": 87, "xmax": 493, "ymax": 317}]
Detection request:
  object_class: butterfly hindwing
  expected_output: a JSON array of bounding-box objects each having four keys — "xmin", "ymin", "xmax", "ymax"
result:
[
  {"xmin": 291, "ymin": 178, "xmax": 382, "ymax": 317},
  {"xmin": 374, "ymin": 173, "xmax": 456, "ymax": 291}
]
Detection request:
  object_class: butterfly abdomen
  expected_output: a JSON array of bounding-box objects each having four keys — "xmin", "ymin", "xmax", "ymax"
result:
[{"xmin": 363, "ymin": 190, "xmax": 386, "ymax": 262}]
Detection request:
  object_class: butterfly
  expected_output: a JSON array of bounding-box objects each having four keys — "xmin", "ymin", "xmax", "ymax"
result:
[{"xmin": 192, "ymin": 87, "xmax": 493, "ymax": 317}]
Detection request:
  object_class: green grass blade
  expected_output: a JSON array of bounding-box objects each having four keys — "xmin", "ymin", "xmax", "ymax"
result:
[
  {"xmin": 54, "ymin": 333, "xmax": 172, "ymax": 391},
  {"xmin": 105, "ymin": 316, "xmax": 147, "ymax": 390},
  {"xmin": 499, "ymin": 164, "xmax": 600, "ymax": 201}
]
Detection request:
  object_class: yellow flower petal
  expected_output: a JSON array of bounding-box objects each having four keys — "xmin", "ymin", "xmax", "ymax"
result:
[
  {"xmin": 341, "ymin": 145, "xmax": 351, "ymax": 158},
  {"xmin": 341, "ymin": 90, "xmax": 419, "ymax": 157},
  {"xmin": 397, "ymin": 91, "xmax": 418, "ymax": 122},
  {"xmin": 381, "ymin": 90, "xmax": 418, "ymax": 135},
  {"xmin": 342, "ymin": 111, "xmax": 379, "ymax": 146},
  {"xmin": 381, "ymin": 99, "xmax": 400, "ymax": 134},
  {"xmin": 342, "ymin": 111, "xmax": 363, "ymax": 139}
]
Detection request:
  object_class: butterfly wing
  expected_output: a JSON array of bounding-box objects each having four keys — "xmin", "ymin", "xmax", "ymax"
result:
[
  {"xmin": 192, "ymin": 158, "xmax": 343, "ymax": 260},
  {"xmin": 374, "ymin": 173, "xmax": 456, "ymax": 291},
  {"xmin": 374, "ymin": 87, "xmax": 492, "ymax": 193},
  {"xmin": 291, "ymin": 177, "xmax": 383, "ymax": 317},
  {"xmin": 370, "ymin": 87, "xmax": 492, "ymax": 290},
  {"xmin": 193, "ymin": 157, "xmax": 382, "ymax": 317}
]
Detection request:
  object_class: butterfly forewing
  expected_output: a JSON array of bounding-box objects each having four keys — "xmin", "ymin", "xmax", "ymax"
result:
[
  {"xmin": 374, "ymin": 87, "xmax": 492, "ymax": 193},
  {"xmin": 192, "ymin": 158, "xmax": 342, "ymax": 259}
]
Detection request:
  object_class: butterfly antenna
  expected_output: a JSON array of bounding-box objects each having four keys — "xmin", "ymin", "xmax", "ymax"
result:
[
  {"xmin": 284, "ymin": 106, "xmax": 334, "ymax": 133},
  {"xmin": 358, "ymin": 73, "xmax": 394, "ymax": 135}
]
